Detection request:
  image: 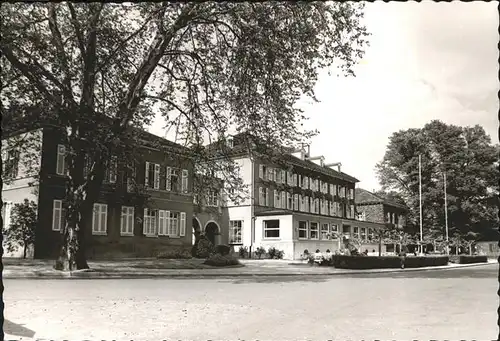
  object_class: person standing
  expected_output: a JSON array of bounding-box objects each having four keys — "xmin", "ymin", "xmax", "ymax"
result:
[{"xmin": 399, "ymin": 249, "xmax": 407, "ymax": 269}]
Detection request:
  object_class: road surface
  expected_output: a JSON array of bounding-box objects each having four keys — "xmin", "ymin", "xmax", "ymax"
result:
[{"xmin": 4, "ymin": 264, "xmax": 498, "ymax": 340}]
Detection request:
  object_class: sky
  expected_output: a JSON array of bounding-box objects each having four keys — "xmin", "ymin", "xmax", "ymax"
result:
[{"xmin": 148, "ymin": 1, "xmax": 499, "ymax": 192}]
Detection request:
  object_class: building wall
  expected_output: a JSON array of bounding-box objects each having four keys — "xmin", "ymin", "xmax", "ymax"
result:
[
  {"xmin": 357, "ymin": 203, "xmax": 385, "ymax": 224},
  {"xmin": 255, "ymin": 214, "xmax": 295, "ymax": 259},
  {"xmin": 227, "ymin": 205, "xmax": 252, "ymax": 251}
]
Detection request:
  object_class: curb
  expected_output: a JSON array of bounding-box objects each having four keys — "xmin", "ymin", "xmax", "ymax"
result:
[{"xmin": 2, "ymin": 262, "xmax": 495, "ymax": 280}]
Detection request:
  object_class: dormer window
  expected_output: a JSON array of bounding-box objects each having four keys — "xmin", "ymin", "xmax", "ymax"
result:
[{"xmin": 227, "ymin": 137, "xmax": 234, "ymax": 148}]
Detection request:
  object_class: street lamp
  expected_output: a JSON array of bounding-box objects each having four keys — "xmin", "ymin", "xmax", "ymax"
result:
[{"xmin": 443, "ymin": 169, "xmax": 449, "ymax": 255}]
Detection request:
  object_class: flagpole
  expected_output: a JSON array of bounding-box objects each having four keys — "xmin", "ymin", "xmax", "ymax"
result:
[
  {"xmin": 444, "ymin": 169, "xmax": 449, "ymax": 255},
  {"xmin": 419, "ymin": 154, "xmax": 423, "ymax": 254}
]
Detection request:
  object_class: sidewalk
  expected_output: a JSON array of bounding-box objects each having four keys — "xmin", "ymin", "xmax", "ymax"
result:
[{"xmin": 2, "ymin": 257, "xmax": 496, "ymax": 279}]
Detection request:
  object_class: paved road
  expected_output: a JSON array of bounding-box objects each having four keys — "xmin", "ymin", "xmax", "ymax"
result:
[{"xmin": 4, "ymin": 264, "xmax": 498, "ymax": 340}]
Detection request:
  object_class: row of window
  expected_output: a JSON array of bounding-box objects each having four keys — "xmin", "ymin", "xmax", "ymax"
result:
[
  {"xmin": 51, "ymin": 200, "xmax": 186, "ymax": 237},
  {"xmin": 56, "ymin": 145, "xmax": 191, "ymax": 193},
  {"xmin": 259, "ymin": 188, "xmax": 355, "ymax": 218},
  {"xmin": 258, "ymin": 164, "xmax": 354, "ymax": 198}
]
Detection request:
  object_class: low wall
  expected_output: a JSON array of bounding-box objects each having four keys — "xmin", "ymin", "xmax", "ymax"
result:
[{"xmin": 332, "ymin": 255, "xmax": 449, "ymax": 269}]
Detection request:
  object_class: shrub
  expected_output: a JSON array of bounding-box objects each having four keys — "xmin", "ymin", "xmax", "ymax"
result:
[
  {"xmin": 267, "ymin": 247, "xmax": 284, "ymax": 259},
  {"xmin": 238, "ymin": 246, "xmax": 248, "ymax": 258},
  {"xmin": 156, "ymin": 249, "xmax": 192, "ymax": 259},
  {"xmin": 215, "ymin": 244, "xmax": 231, "ymax": 256},
  {"xmin": 449, "ymin": 255, "xmax": 488, "ymax": 264},
  {"xmin": 195, "ymin": 237, "xmax": 215, "ymax": 258},
  {"xmin": 204, "ymin": 254, "xmax": 241, "ymax": 267},
  {"xmin": 332, "ymin": 255, "xmax": 449, "ymax": 269},
  {"xmin": 255, "ymin": 246, "xmax": 266, "ymax": 259}
]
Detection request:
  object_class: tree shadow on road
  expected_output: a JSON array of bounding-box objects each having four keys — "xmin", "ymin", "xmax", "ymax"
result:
[{"xmin": 4, "ymin": 319, "xmax": 36, "ymax": 338}]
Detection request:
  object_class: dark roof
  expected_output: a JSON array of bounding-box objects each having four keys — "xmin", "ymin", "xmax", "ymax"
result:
[
  {"xmin": 355, "ymin": 188, "xmax": 409, "ymax": 210},
  {"xmin": 209, "ymin": 132, "xmax": 359, "ymax": 183}
]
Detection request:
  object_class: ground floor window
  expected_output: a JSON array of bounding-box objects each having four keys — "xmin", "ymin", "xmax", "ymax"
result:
[
  {"xmin": 353, "ymin": 226, "xmax": 360, "ymax": 239},
  {"xmin": 342, "ymin": 225, "xmax": 351, "ymax": 238},
  {"xmin": 368, "ymin": 228, "xmax": 374, "ymax": 241},
  {"xmin": 92, "ymin": 203, "xmax": 108, "ymax": 235},
  {"xmin": 360, "ymin": 227, "xmax": 367, "ymax": 241},
  {"xmin": 310, "ymin": 222, "xmax": 319, "ymax": 239},
  {"xmin": 52, "ymin": 200, "xmax": 64, "ymax": 231},
  {"xmin": 263, "ymin": 219, "xmax": 280, "ymax": 238},
  {"xmin": 229, "ymin": 220, "xmax": 243, "ymax": 244},
  {"xmin": 120, "ymin": 206, "xmax": 135, "ymax": 235},
  {"xmin": 143, "ymin": 208, "xmax": 157, "ymax": 236},
  {"xmin": 386, "ymin": 244, "xmax": 395, "ymax": 253},
  {"xmin": 321, "ymin": 223, "xmax": 329, "ymax": 239},
  {"xmin": 298, "ymin": 221, "xmax": 308, "ymax": 239},
  {"xmin": 330, "ymin": 224, "xmax": 339, "ymax": 239}
]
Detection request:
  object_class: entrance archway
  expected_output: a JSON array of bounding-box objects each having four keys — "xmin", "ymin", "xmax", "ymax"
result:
[
  {"xmin": 205, "ymin": 221, "xmax": 220, "ymax": 246},
  {"xmin": 192, "ymin": 217, "xmax": 201, "ymax": 245}
]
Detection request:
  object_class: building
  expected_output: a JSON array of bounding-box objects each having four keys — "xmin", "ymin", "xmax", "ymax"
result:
[
  {"xmin": 355, "ymin": 188, "xmax": 409, "ymax": 253},
  {"xmin": 221, "ymin": 133, "xmax": 388, "ymax": 260},
  {"xmin": 1, "ymin": 123, "xmax": 228, "ymax": 259}
]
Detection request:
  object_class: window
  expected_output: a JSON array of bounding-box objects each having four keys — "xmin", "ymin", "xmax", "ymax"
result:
[
  {"xmin": 280, "ymin": 170, "xmax": 286, "ymax": 184},
  {"xmin": 125, "ymin": 161, "xmax": 136, "ymax": 192},
  {"xmin": 4, "ymin": 149, "xmax": 20, "ymax": 179},
  {"xmin": 321, "ymin": 223, "xmax": 329, "ymax": 239},
  {"xmin": 314, "ymin": 198, "xmax": 319, "ymax": 214},
  {"xmin": 229, "ymin": 220, "xmax": 243, "ymax": 244},
  {"xmin": 143, "ymin": 208, "xmax": 157, "ymax": 236},
  {"xmin": 52, "ymin": 200, "xmax": 65, "ymax": 231},
  {"xmin": 259, "ymin": 187, "xmax": 269, "ymax": 206},
  {"xmin": 120, "ymin": 206, "xmax": 135, "ymax": 235},
  {"xmin": 368, "ymin": 228, "xmax": 374, "ymax": 241},
  {"xmin": 298, "ymin": 221, "xmax": 308, "ymax": 239},
  {"xmin": 342, "ymin": 225, "xmax": 351, "ymax": 238},
  {"xmin": 104, "ymin": 156, "xmax": 118, "ymax": 184},
  {"xmin": 267, "ymin": 167, "xmax": 274, "ymax": 181},
  {"xmin": 281, "ymin": 191, "xmax": 286, "ymax": 209},
  {"xmin": 145, "ymin": 162, "xmax": 160, "ymax": 189},
  {"xmin": 310, "ymin": 222, "xmax": 319, "ymax": 239},
  {"xmin": 193, "ymin": 194, "xmax": 199, "ymax": 204},
  {"xmin": 158, "ymin": 211, "xmax": 186, "ymax": 237},
  {"xmin": 331, "ymin": 224, "xmax": 339, "ymax": 239},
  {"xmin": 293, "ymin": 194, "xmax": 299, "ymax": 211},
  {"xmin": 292, "ymin": 174, "xmax": 297, "ymax": 186},
  {"xmin": 329, "ymin": 184, "xmax": 334, "ymax": 196},
  {"xmin": 274, "ymin": 190, "xmax": 281, "ymax": 208},
  {"xmin": 353, "ymin": 226, "xmax": 360, "ymax": 239},
  {"xmin": 166, "ymin": 167, "xmax": 180, "ymax": 191},
  {"xmin": 287, "ymin": 192, "xmax": 293, "ymax": 210},
  {"xmin": 92, "ymin": 203, "xmax": 108, "ymax": 235},
  {"xmin": 207, "ymin": 190, "xmax": 219, "ymax": 207},
  {"xmin": 258, "ymin": 164, "xmax": 266, "ymax": 179},
  {"xmin": 360, "ymin": 227, "xmax": 367, "ymax": 241},
  {"xmin": 56, "ymin": 144, "xmax": 67, "ymax": 175},
  {"xmin": 300, "ymin": 195, "xmax": 305, "ymax": 211},
  {"xmin": 263, "ymin": 220, "xmax": 280, "ymax": 238},
  {"xmin": 275, "ymin": 169, "xmax": 281, "ymax": 183},
  {"xmin": 168, "ymin": 211, "xmax": 179, "ymax": 236},
  {"xmin": 181, "ymin": 169, "xmax": 189, "ymax": 192}
]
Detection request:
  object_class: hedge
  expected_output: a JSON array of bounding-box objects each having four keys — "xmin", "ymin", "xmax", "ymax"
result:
[
  {"xmin": 332, "ymin": 255, "xmax": 449, "ymax": 269},
  {"xmin": 204, "ymin": 254, "xmax": 242, "ymax": 267},
  {"xmin": 449, "ymin": 255, "xmax": 488, "ymax": 264}
]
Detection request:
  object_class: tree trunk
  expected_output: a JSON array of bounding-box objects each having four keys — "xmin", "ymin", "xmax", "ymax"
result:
[
  {"xmin": 23, "ymin": 243, "xmax": 27, "ymax": 259},
  {"xmin": 378, "ymin": 239, "xmax": 382, "ymax": 257}
]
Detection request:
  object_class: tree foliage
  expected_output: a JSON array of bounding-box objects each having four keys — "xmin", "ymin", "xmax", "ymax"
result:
[
  {"xmin": 376, "ymin": 120, "xmax": 499, "ymax": 242},
  {"xmin": 1, "ymin": 2, "xmax": 369, "ymax": 270},
  {"xmin": 2, "ymin": 199, "xmax": 38, "ymax": 259}
]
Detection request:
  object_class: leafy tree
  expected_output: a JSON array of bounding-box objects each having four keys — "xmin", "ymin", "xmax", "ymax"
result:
[
  {"xmin": 2, "ymin": 199, "xmax": 37, "ymax": 259},
  {"xmin": 1, "ymin": 3, "xmax": 369, "ymax": 270},
  {"xmin": 376, "ymin": 120, "xmax": 499, "ymax": 246}
]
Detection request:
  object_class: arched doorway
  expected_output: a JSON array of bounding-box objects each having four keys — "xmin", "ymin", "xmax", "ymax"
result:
[
  {"xmin": 192, "ymin": 217, "xmax": 201, "ymax": 245},
  {"xmin": 205, "ymin": 221, "xmax": 220, "ymax": 246}
]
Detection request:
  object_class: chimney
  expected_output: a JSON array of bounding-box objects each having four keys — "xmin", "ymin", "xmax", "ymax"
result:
[
  {"xmin": 306, "ymin": 155, "xmax": 325, "ymax": 167},
  {"xmin": 324, "ymin": 162, "xmax": 342, "ymax": 173},
  {"xmin": 290, "ymin": 146, "xmax": 306, "ymax": 160}
]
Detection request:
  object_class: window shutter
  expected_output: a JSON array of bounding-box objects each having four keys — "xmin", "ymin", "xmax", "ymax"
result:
[
  {"xmin": 259, "ymin": 165, "xmax": 264, "ymax": 179},
  {"xmin": 166, "ymin": 167, "xmax": 172, "ymax": 191},
  {"xmin": 92, "ymin": 204, "xmax": 99, "ymax": 233},
  {"xmin": 52, "ymin": 200, "xmax": 61, "ymax": 231},
  {"xmin": 56, "ymin": 145, "xmax": 65, "ymax": 175},
  {"xmin": 182, "ymin": 169, "xmax": 189, "ymax": 192},
  {"xmin": 145, "ymin": 162, "xmax": 150, "ymax": 186},
  {"xmin": 265, "ymin": 189, "xmax": 269, "ymax": 206},
  {"xmin": 273, "ymin": 189, "xmax": 278, "ymax": 208},
  {"xmin": 259, "ymin": 187, "xmax": 263, "ymax": 205},
  {"xmin": 128, "ymin": 207, "xmax": 134, "ymax": 234},
  {"xmin": 180, "ymin": 212, "xmax": 186, "ymax": 237},
  {"xmin": 281, "ymin": 191, "xmax": 286, "ymax": 208},
  {"xmin": 109, "ymin": 157, "xmax": 117, "ymax": 183},
  {"xmin": 154, "ymin": 164, "xmax": 160, "ymax": 189},
  {"xmin": 101, "ymin": 205, "xmax": 108, "ymax": 234},
  {"xmin": 165, "ymin": 210, "xmax": 171, "ymax": 235},
  {"xmin": 143, "ymin": 208, "xmax": 148, "ymax": 235}
]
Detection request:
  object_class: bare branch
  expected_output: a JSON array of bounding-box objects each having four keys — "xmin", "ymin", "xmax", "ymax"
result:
[{"xmin": 67, "ymin": 3, "xmax": 86, "ymax": 59}]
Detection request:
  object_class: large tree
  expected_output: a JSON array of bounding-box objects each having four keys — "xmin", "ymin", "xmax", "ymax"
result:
[
  {"xmin": 376, "ymin": 120, "xmax": 499, "ymax": 244},
  {"xmin": 1, "ymin": 2, "xmax": 369, "ymax": 270}
]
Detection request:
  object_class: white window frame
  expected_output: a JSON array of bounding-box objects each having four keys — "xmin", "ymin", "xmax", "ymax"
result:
[
  {"xmin": 321, "ymin": 223, "xmax": 329, "ymax": 240},
  {"xmin": 181, "ymin": 169, "xmax": 189, "ymax": 193},
  {"xmin": 92, "ymin": 203, "xmax": 108, "ymax": 235},
  {"xmin": 353, "ymin": 226, "xmax": 360, "ymax": 239},
  {"xmin": 309, "ymin": 222, "xmax": 319, "ymax": 240},
  {"xmin": 229, "ymin": 220, "xmax": 243, "ymax": 244},
  {"xmin": 330, "ymin": 224, "xmax": 339, "ymax": 239},
  {"xmin": 287, "ymin": 192, "xmax": 293, "ymax": 210},
  {"xmin": 360, "ymin": 227, "xmax": 367, "ymax": 241},
  {"xmin": 274, "ymin": 189, "xmax": 280, "ymax": 208},
  {"xmin": 207, "ymin": 189, "xmax": 219, "ymax": 207},
  {"xmin": 52, "ymin": 200, "xmax": 63, "ymax": 231},
  {"xmin": 104, "ymin": 156, "xmax": 118, "ymax": 184},
  {"xmin": 263, "ymin": 219, "xmax": 280, "ymax": 239},
  {"xmin": 167, "ymin": 211, "xmax": 180, "ymax": 236},
  {"xmin": 56, "ymin": 144, "xmax": 67, "ymax": 175},
  {"xmin": 143, "ymin": 208, "xmax": 158, "ymax": 236},
  {"xmin": 298, "ymin": 220, "xmax": 308, "ymax": 239},
  {"xmin": 120, "ymin": 206, "xmax": 134, "ymax": 236}
]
